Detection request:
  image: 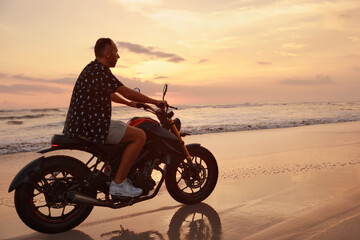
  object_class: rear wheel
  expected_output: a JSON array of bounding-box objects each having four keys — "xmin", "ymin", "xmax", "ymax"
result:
[
  {"xmin": 14, "ymin": 156, "xmax": 96, "ymax": 233},
  {"xmin": 166, "ymin": 146, "xmax": 218, "ymax": 204}
]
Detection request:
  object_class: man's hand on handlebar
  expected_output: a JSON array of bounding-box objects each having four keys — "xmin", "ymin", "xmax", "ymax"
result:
[
  {"xmin": 136, "ymin": 100, "xmax": 167, "ymax": 111},
  {"xmin": 156, "ymin": 100, "xmax": 168, "ymax": 111}
]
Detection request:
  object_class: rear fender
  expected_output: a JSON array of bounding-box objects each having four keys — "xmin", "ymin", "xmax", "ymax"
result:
[
  {"xmin": 37, "ymin": 147, "xmax": 54, "ymax": 154},
  {"xmin": 38, "ymin": 145, "xmax": 100, "ymax": 156},
  {"xmin": 8, "ymin": 156, "xmax": 46, "ymax": 192},
  {"xmin": 38, "ymin": 141, "xmax": 125, "ymax": 160}
]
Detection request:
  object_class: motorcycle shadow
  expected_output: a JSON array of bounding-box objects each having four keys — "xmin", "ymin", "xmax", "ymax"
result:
[{"xmin": 101, "ymin": 203, "xmax": 222, "ymax": 240}]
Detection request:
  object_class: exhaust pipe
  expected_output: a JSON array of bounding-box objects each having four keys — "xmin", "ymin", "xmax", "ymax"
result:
[{"xmin": 68, "ymin": 192, "xmax": 108, "ymax": 207}]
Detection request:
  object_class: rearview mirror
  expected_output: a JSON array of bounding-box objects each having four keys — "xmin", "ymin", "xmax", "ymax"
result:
[
  {"xmin": 163, "ymin": 84, "xmax": 168, "ymax": 100},
  {"xmin": 134, "ymin": 88, "xmax": 141, "ymax": 93}
]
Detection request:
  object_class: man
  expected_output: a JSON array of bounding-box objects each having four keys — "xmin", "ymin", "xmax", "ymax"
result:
[{"xmin": 63, "ymin": 38, "xmax": 166, "ymax": 197}]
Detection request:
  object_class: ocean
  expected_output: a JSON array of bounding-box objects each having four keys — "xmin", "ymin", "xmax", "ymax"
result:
[{"xmin": 1, "ymin": 101, "xmax": 360, "ymax": 155}]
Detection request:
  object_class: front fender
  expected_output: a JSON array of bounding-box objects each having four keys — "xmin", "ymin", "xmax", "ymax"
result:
[
  {"xmin": 167, "ymin": 143, "xmax": 201, "ymax": 164},
  {"xmin": 186, "ymin": 143, "xmax": 201, "ymax": 149},
  {"xmin": 8, "ymin": 156, "xmax": 45, "ymax": 192}
]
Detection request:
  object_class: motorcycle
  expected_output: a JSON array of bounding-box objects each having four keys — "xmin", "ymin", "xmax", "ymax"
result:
[{"xmin": 8, "ymin": 85, "xmax": 218, "ymax": 234}]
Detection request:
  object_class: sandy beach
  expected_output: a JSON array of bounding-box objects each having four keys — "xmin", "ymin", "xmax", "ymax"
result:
[{"xmin": 1, "ymin": 121, "xmax": 360, "ymax": 240}]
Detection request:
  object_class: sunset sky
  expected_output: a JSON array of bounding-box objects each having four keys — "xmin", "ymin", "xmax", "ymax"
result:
[{"xmin": 0, "ymin": 0, "xmax": 359, "ymax": 109}]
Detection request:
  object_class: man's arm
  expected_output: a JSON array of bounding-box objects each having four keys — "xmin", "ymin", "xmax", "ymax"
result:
[
  {"xmin": 110, "ymin": 92, "xmax": 138, "ymax": 108},
  {"xmin": 113, "ymin": 85, "xmax": 164, "ymax": 106}
]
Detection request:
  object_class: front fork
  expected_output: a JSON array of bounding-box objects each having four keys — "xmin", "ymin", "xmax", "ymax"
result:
[{"xmin": 168, "ymin": 119, "xmax": 192, "ymax": 161}]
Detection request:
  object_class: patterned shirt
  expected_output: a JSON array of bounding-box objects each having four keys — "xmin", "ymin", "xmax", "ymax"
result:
[{"xmin": 63, "ymin": 59, "xmax": 123, "ymax": 144}]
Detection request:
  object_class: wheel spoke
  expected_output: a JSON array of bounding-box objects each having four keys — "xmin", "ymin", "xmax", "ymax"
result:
[
  {"xmin": 35, "ymin": 203, "xmax": 48, "ymax": 209},
  {"xmin": 62, "ymin": 171, "xmax": 69, "ymax": 178},
  {"xmin": 61, "ymin": 206, "xmax": 66, "ymax": 217},
  {"xmin": 47, "ymin": 206, "xmax": 52, "ymax": 218},
  {"xmin": 33, "ymin": 191, "xmax": 43, "ymax": 197},
  {"xmin": 50, "ymin": 171, "xmax": 60, "ymax": 180},
  {"xmin": 176, "ymin": 177, "xmax": 183, "ymax": 184},
  {"xmin": 31, "ymin": 181, "xmax": 47, "ymax": 193},
  {"xmin": 41, "ymin": 176, "xmax": 51, "ymax": 187}
]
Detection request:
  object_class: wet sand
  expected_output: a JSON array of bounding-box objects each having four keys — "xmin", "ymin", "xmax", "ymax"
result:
[{"xmin": 0, "ymin": 121, "xmax": 360, "ymax": 239}]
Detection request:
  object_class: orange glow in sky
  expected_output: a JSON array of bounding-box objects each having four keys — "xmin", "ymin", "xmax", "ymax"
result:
[{"xmin": 0, "ymin": 0, "xmax": 359, "ymax": 109}]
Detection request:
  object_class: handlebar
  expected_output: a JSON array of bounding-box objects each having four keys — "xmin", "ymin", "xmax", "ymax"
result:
[
  {"xmin": 136, "ymin": 103, "xmax": 156, "ymax": 112},
  {"xmin": 134, "ymin": 84, "xmax": 177, "ymax": 113},
  {"xmin": 137, "ymin": 103, "xmax": 177, "ymax": 127},
  {"xmin": 136, "ymin": 102, "xmax": 177, "ymax": 113},
  {"xmin": 157, "ymin": 102, "xmax": 167, "ymax": 110}
]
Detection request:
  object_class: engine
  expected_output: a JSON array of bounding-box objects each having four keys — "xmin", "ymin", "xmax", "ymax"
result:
[{"xmin": 130, "ymin": 159, "xmax": 157, "ymax": 195}]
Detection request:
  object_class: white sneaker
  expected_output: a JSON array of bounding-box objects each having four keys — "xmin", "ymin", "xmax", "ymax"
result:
[{"xmin": 109, "ymin": 179, "xmax": 142, "ymax": 197}]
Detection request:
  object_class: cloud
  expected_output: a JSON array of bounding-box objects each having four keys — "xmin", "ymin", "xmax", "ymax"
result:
[
  {"xmin": 114, "ymin": 77, "xmax": 165, "ymax": 96},
  {"xmin": 0, "ymin": 73, "xmax": 8, "ymax": 78},
  {"xmin": 337, "ymin": 7, "xmax": 360, "ymax": 19},
  {"xmin": 0, "ymin": 72, "xmax": 76, "ymax": 85},
  {"xmin": 153, "ymin": 75, "xmax": 169, "ymax": 80},
  {"xmin": 257, "ymin": 61, "xmax": 272, "ymax": 65},
  {"xmin": 11, "ymin": 74, "xmax": 44, "ymax": 82},
  {"xmin": 115, "ymin": 0, "xmax": 161, "ymax": 7},
  {"xmin": 116, "ymin": 41, "xmax": 185, "ymax": 63},
  {"xmin": 198, "ymin": 59, "xmax": 209, "ymax": 64},
  {"xmin": 273, "ymin": 51, "xmax": 298, "ymax": 57},
  {"xmin": 280, "ymin": 74, "xmax": 334, "ymax": 85},
  {"xmin": 0, "ymin": 84, "xmax": 67, "ymax": 94},
  {"xmin": 0, "ymin": 72, "xmax": 74, "ymax": 95},
  {"xmin": 349, "ymin": 35, "xmax": 360, "ymax": 42},
  {"xmin": 282, "ymin": 43, "xmax": 305, "ymax": 50},
  {"xmin": 118, "ymin": 0, "xmax": 286, "ymax": 13},
  {"xmin": 50, "ymin": 77, "xmax": 77, "ymax": 85}
]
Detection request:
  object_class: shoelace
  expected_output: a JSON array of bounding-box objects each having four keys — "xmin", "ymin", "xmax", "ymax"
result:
[{"xmin": 123, "ymin": 179, "xmax": 134, "ymax": 189}]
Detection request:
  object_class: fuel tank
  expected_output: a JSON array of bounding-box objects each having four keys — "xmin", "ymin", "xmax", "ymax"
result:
[{"xmin": 128, "ymin": 117, "xmax": 183, "ymax": 155}]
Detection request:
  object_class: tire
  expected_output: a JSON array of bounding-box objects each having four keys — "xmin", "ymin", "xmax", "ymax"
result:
[
  {"xmin": 14, "ymin": 155, "xmax": 96, "ymax": 233},
  {"xmin": 166, "ymin": 146, "xmax": 218, "ymax": 204}
]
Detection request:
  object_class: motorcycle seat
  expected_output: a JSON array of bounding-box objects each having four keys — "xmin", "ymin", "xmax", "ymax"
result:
[
  {"xmin": 51, "ymin": 134, "xmax": 89, "ymax": 146},
  {"xmin": 51, "ymin": 134, "xmax": 127, "ymax": 159}
]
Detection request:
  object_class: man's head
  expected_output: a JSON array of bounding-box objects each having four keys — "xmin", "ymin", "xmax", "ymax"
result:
[{"xmin": 94, "ymin": 38, "xmax": 119, "ymax": 68}]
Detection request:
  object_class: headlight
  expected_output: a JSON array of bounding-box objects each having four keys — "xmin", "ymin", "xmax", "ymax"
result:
[
  {"xmin": 166, "ymin": 110, "xmax": 174, "ymax": 119},
  {"xmin": 173, "ymin": 118, "xmax": 181, "ymax": 131}
]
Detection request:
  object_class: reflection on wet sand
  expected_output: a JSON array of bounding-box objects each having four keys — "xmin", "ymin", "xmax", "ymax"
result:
[
  {"xmin": 101, "ymin": 226, "xmax": 163, "ymax": 240},
  {"xmin": 4, "ymin": 203, "xmax": 221, "ymax": 240},
  {"xmin": 167, "ymin": 203, "xmax": 221, "ymax": 240},
  {"xmin": 100, "ymin": 203, "xmax": 222, "ymax": 240}
]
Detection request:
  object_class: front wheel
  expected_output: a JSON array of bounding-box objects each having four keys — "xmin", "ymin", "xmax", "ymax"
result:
[
  {"xmin": 14, "ymin": 155, "xmax": 96, "ymax": 233},
  {"xmin": 166, "ymin": 146, "xmax": 218, "ymax": 204}
]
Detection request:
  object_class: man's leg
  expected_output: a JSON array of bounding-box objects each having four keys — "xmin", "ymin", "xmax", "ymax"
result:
[{"xmin": 113, "ymin": 125, "xmax": 146, "ymax": 184}]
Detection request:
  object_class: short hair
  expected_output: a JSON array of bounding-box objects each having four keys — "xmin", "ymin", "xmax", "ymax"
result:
[{"xmin": 94, "ymin": 38, "xmax": 113, "ymax": 58}]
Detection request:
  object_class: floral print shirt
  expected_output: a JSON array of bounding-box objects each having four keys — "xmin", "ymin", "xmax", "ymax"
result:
[{"xmin": 63, "ymin": 59, "xmax": 123, "ymax": 144}]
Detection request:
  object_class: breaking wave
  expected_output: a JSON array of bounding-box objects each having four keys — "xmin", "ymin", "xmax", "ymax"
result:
[{"xmin": 1, "ymin": 101, "xmax": 360, "ymax": 155}]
